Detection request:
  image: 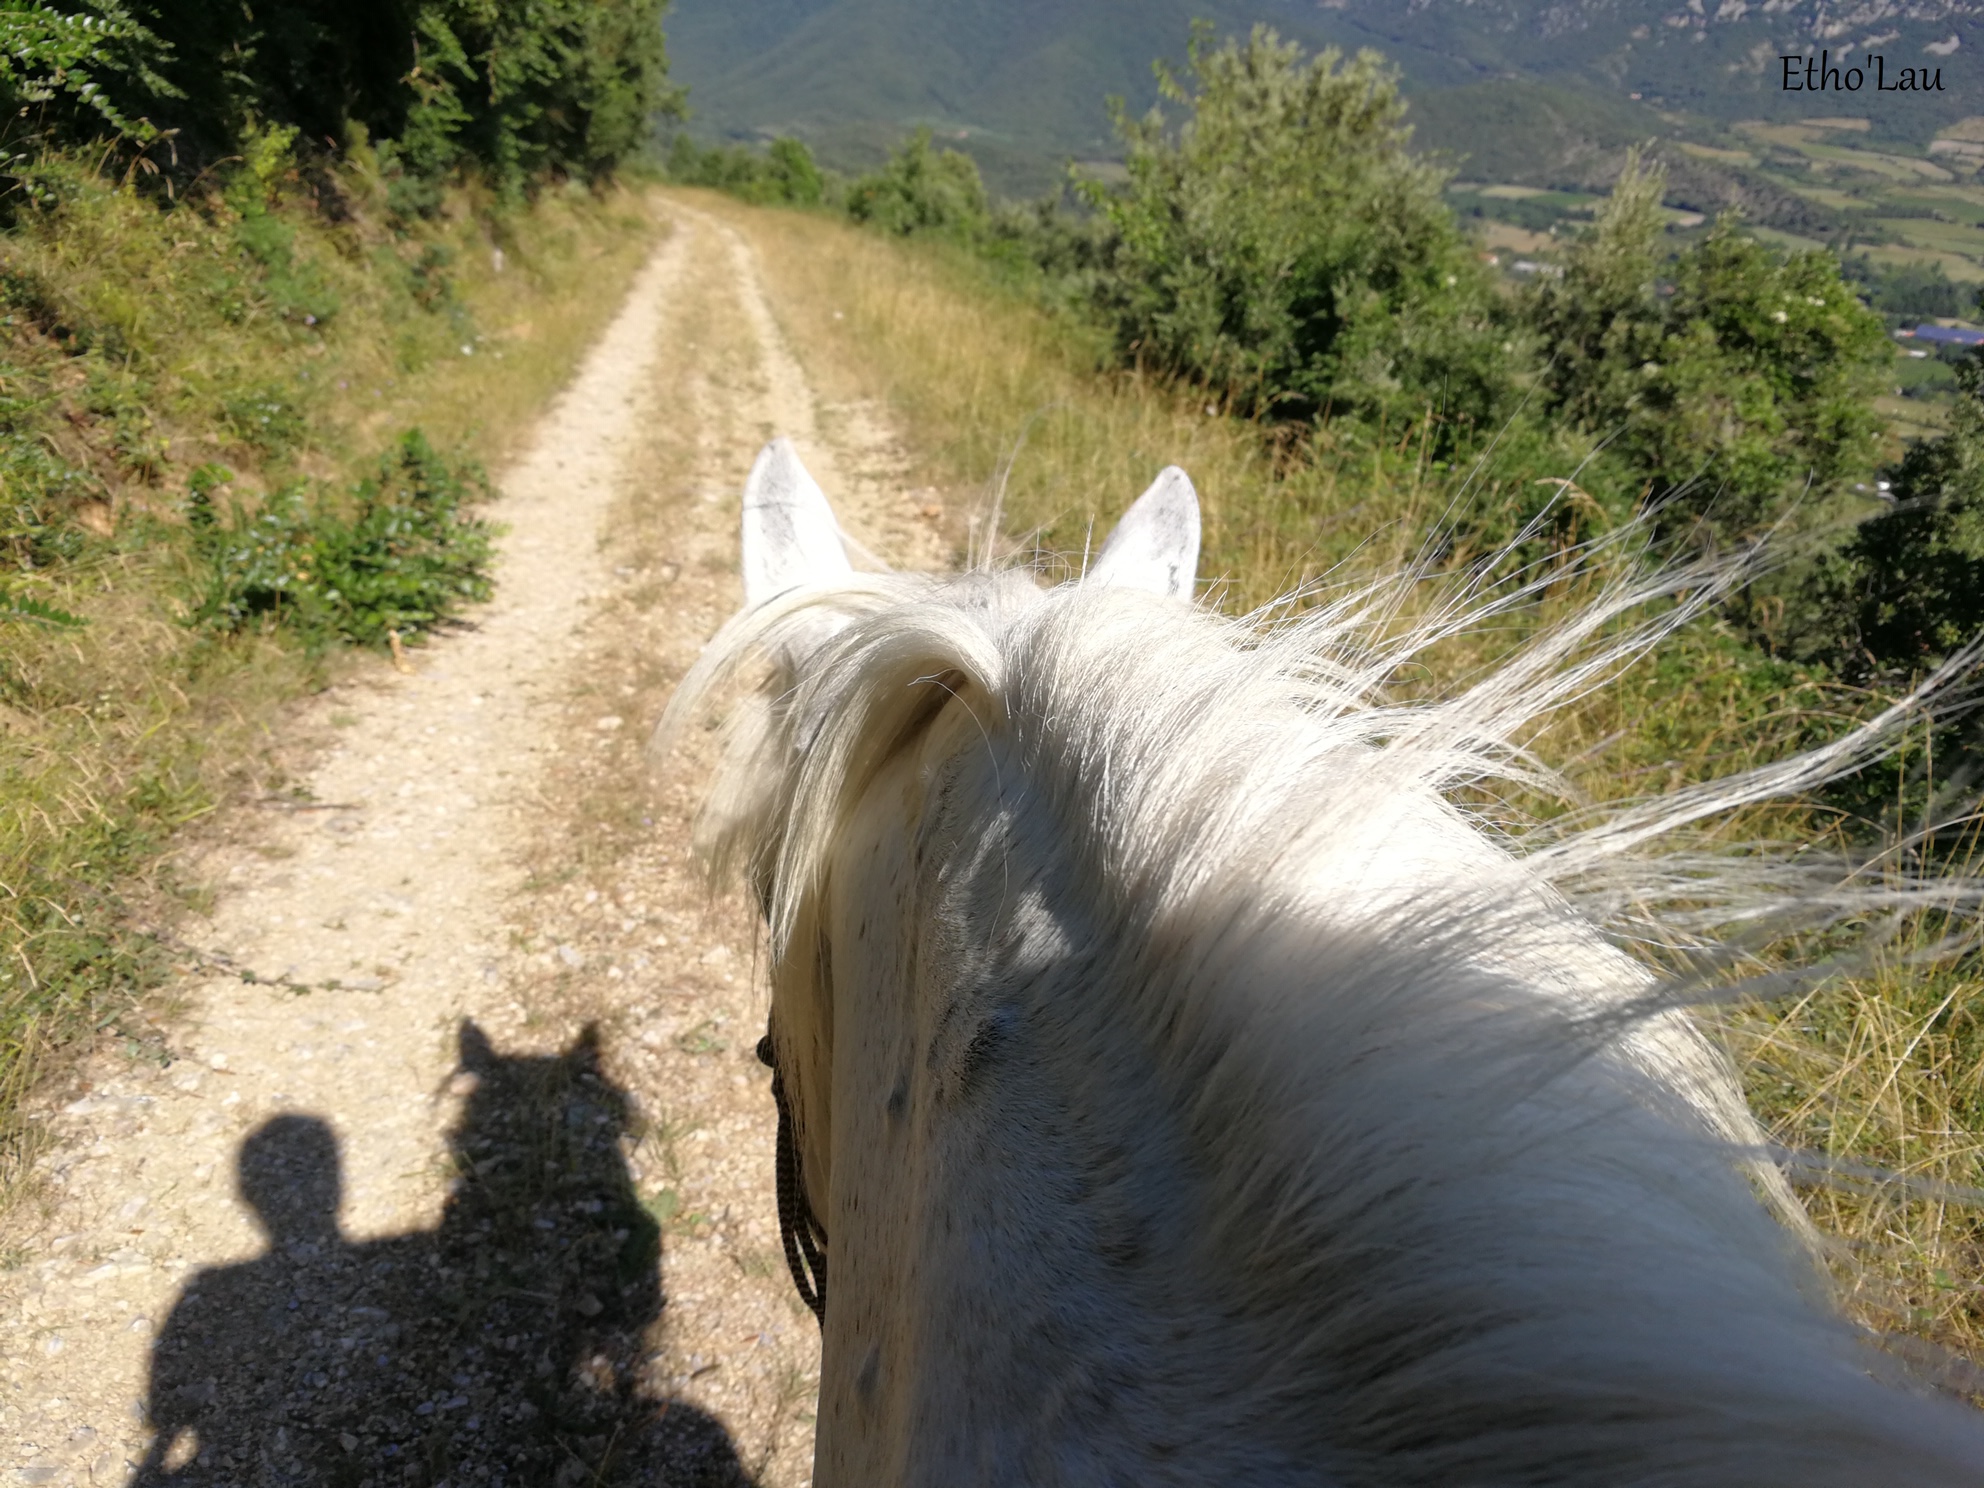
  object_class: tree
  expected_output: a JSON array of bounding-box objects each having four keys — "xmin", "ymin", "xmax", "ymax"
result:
[
  {"xmin": 765, "ymin": 136, "xmax": 823, "ymax": 207},
  {"xmin": 1080, "ymin": 26, "xmax": 1516, "ymax": 444},
  {"xmin": 845, "ymin": 128, "xmax": 988, "ymax": 238},
  {"xmin": 665, "ymin": 134, "xmax": 825, "ymax": 208},
  {"xmin": 115, "ymin": 0, "xmax": 684, "ymax": 194},
  {"xmin": 1816, "ymin": 358, "xmax": 1984, "ymax": 684},
  {"xmin": 1527, "ymin": 151, "xmax": 1891, "ymax": 547},
  {"xmin": 1527, "ymin": 148, "xmax": 1669, "ymax": 438}
]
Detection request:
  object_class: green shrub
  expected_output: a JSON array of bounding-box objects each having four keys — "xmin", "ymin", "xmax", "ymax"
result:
[
  {"xmin": 192, "ymin": 429, "xmax": 495, "ymax": 647},
  {"xmin": 223, "ymin": 126, "xmax": 341, "ymax": 329},
  {"xmin": 1527, "ymin": 152, "xmax": 1891, "ymax": 548},
  {"xmin": 1077, "ymin": 26, "xmax": 1518, "ymax": 444},
  {"xmin": 219, "ymin": 382, "xmax": 308, "ymax": 460},
  {"xmin": 666, "ymin": 134, "xmax": 827, "ymax": 208},
  {"xmin": 1777, "ymin": 357, "xmax": 1984, "ymax": 693},
  {"xmin": 765, "ymin": 137, "xmax": 826, "ymax": 208},
  {"xmin": 0, "ymin": 0, "xmax": 176, "ymax": 156},
  {"xmin": 846, "ymin": 129, "xmax": 990, "ymax": 239}
]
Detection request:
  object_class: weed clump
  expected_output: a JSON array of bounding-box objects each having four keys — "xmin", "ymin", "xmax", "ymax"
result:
[{"xmin": 190, "ymin": 431, "xmax": 495, "ymax": 647}]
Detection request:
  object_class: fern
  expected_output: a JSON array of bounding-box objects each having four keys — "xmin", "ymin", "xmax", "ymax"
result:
[{"xmin": 0, "ymin": 589, "xmax": 85, "ymax": 628}]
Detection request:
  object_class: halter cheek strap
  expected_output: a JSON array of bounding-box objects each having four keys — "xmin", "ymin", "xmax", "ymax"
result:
[{"xmin": 757, "ymin": 1029, "xmax": 828, "ymax": 1325}]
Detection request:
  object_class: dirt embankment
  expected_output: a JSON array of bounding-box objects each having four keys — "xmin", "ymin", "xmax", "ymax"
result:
[{"xmin": 0, "ymin": 199, "xmax": 945, "ymax": 1488}]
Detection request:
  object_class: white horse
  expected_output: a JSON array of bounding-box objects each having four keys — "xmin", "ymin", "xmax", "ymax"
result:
[{"xmin": 659, "ymin": 439, "xmax": 1984, "ymax": 1486}]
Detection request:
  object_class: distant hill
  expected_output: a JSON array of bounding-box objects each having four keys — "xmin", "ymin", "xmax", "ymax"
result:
[
  {"xmin": 663, "ymin": 0, "xmax": 1344, "ymax": 194},
  {"xmin": 1300, "ymin": 0, "xmax": 1984, "ymax": 139},
  {"xmin": 664, "ymin": 0, "xmax": 1984, "ymax": 196},
  {"xmin": 1406, "ymin": 83, "xmax": 1841, "ymax": 238}
]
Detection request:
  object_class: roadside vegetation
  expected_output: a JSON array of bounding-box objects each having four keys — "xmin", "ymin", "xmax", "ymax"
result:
[
  {"xmin": 683, "ymin": 24, "xmax": 1984, "ymax": 1370},
  {"xmin": 0, "ymin": 0, "xmax": 675, "ymax": 1193}
]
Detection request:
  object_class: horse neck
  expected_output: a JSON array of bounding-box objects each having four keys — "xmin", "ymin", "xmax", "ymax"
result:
[{"xmin": 788, "ymin": 696, "xmax": 1984, "ymax": 1488}]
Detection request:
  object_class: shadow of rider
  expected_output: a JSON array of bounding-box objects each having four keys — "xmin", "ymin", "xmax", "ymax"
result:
[{"xmin": 132, "ymin": 1022, "xmax": 753, "ymax": 1488}]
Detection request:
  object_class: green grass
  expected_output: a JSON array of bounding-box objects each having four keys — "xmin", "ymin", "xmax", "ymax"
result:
[
  {"xmin": 1880, "ymin": 217, "xmax": 1984, "ymax": 259},
  {"xmin": 1878, "ymin": 188, "xmax": 1984, "ymax": 221},
  {"xmin": 0, "ymin": 152, "xmax": 662, "ymax": 1198}
]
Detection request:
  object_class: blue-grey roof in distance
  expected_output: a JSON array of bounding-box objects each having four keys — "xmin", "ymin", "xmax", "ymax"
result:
[{"xmin": 1898, "ymin": 325, "xmax": 1984, "ymax": 346}]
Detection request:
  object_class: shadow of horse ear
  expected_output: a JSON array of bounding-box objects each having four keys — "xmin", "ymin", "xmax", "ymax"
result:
[
  {"xmin": 458, "ymin": 1017, "xmax": 498, "ymax": 1072},
  {"xmin": 568, "ymin": 1020, "xmax": 605, "ymax": 1070}
]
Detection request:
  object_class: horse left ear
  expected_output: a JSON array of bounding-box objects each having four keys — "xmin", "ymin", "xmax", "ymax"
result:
[
  {"xmin": 1088, "ymin": 466, "xmax": 1200, "ymax": 600},
  {"xmin": 742, "ymin": 438, "xmax": 852, "ymax": 607}
]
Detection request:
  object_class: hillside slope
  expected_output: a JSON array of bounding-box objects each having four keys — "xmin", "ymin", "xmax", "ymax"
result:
[
  {"xmin": 1309, "ymin": 0, "xmax": 1984, "ymax": 133},
  {"xmin": 665, "ymin": 0, "xmax": 1340, "ymax": 191},
  {"xmin": 667, "ymin": 0, "xmax": 1984, "ymax": 193}
]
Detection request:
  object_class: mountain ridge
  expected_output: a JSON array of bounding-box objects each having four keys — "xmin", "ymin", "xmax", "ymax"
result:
[{"xmin": 664, "ymin": 0, "xmax": 1984, "ymax": 195}]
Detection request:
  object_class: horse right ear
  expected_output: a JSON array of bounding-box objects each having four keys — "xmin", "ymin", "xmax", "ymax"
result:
[
  {"xmin": 1088, "ymin": 466, "xmax": 1200, "ymax": 600},
  {"xmin": 742, "ymin": 438, "xmax": 852, "ymax": 607}
]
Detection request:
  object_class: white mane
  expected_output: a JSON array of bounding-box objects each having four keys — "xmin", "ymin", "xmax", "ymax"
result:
[
  {"xmin": 674, "ymin": 543, "xmax": 1960, "ymax": 985},
  {"xmin": 660, "ymin": 493, "xmax": 1984, "ymax": 1484}
]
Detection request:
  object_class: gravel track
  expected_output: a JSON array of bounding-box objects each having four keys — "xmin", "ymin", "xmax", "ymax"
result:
[{"xmin": 0, "ymin": 200, "xmax": 943, "ymax": 1488}]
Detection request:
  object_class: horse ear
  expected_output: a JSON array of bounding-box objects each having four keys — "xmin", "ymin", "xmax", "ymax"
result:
[
  {"xmin": 1088, "ymin": 466, "xmax": 1200, "ymax": 600},
  {"xmin": 742, "ymin": 438, "xmax": 852, "ymax": 607}
]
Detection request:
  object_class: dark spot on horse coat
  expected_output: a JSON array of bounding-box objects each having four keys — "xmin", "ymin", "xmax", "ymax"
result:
[
  {"xmin": 885, "ymin": 1071, "xmax": 909, "ymax": 1121},
  {"xmin": 855, "ymin": 1344, "xmax": 881, "ymax": 1401},
  {"xmin": 957, "ymin": 1005, "xmax": 1019, "ymax": 1090}
]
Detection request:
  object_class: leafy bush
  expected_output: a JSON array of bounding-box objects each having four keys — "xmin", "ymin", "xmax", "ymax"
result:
[
  {"xmin": 1839, "ymin": 253, "xmax": 1971, "ymax": 325},
  {"xmin": 666, "ymin": 135, "xmax": 827, "ymax": 208},
  {"xmin": 219, "ymin": 382, "xmax": 308, "ymax": 460},
  {"xmin": 845, "ymin": 129, "xmax": 989, "ymax": 238},
  {"xmin": 1527, "ymin": 152, "xmax": 1891, "ymax": 547},
  {"xmin": 763, "ymin": 137, "xmax": 827, "ymax": 208},
  {"xmin": 1788, "ymin": 359, "xmax": 1984, "ymax": 688},
  {"xmin": 223, "ymin": 125, "xmax": 341, "ymax": 328},
  {"xmin": 0, "ymin": 0, "xmax": 176, "ymax": 152},
  {"xmin": 192, "ymin": 429, "xmax": 495, "ymax": 647},
  {"xmin": 1077, "ymin": 26, "xmax": 1518, "ymax": 443}
]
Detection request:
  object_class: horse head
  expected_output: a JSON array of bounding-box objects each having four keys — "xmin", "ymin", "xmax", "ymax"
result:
[{"xmin": 659, "ymin": 440, "xmax": 1984, "ymax": 1487}]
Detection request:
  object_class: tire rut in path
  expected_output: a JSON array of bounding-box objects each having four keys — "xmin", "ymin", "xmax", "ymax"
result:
[{"xmin": 0, "ymin": 202, "xmax": 938, "ymax": 1488}]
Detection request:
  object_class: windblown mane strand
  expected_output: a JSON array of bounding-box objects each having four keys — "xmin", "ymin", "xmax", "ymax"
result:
[{"xmin": 662, "ymin": 549, "xmax": 1968, "ymax": 978}]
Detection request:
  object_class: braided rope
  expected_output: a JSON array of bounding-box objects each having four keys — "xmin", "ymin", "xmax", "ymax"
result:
[{"xmin": 758, "ymin": 1031, "xmax": 828, "ymax": 1324}]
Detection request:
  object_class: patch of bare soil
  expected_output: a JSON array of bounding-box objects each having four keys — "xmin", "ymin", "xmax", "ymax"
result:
[{"xmin": 0, "ymin": 200, "xmax": 945, "ymax": 1488}]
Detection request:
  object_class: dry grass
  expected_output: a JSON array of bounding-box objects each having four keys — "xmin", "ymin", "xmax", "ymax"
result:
[
  {"xmin": 685, "ymin": 190, "xmax": 1445, "ymax": 609},
  {"xmin": 1733, "ymin": 953, "xmax": 1984, "ymax": 1366},
  {"xmin": 709, "ymin": 189, "xmax": 1984, "ymax": 1367},
  {"xmin": 0, "ymin": 163, "xmax": 665, "ymax": 1198}
]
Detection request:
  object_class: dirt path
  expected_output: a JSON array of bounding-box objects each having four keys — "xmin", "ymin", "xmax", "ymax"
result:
[{"xmin": 0, "ymin": 199, "xmax": 943, "ymax": 1488}]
